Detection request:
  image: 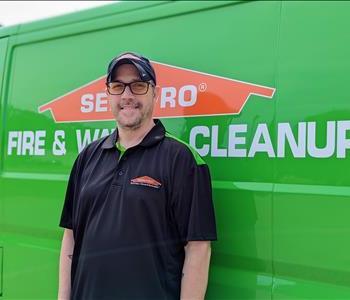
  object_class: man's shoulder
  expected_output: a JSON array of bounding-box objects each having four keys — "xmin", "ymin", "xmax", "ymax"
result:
[
  {"xmin": 76, "ymin": 131, "xmax": 114, "ymax": 162},
  {"xmin": 162, "ymin": 131, "xmax": 206, "ymax": 166}
]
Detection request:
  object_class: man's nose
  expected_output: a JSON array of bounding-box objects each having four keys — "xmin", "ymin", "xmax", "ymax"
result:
[{"xmin": 121, "ymin": 85, "xmax": 134, "ymax": 99}]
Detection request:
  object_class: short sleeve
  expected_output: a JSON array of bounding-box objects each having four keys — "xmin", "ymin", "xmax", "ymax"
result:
[
  {"xmin": 59, "ymin": 157, "xmax": 80, "ymax": 229},
  {"xmin": 170, "ymin": 149, "xmax": 217, "ymax": 243}
]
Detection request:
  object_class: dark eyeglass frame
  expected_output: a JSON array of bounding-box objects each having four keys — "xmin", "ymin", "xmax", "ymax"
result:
[{"xmin": 106, "ymin": 80, "xmax": 154, "ymax": 95}]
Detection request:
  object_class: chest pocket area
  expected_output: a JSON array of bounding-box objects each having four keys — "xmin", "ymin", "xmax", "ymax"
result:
[{"xmin": 127, "ymin": 176, "xmax": 166, "ymax": 210}]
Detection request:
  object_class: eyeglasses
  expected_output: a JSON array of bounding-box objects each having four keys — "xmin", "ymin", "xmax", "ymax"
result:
[{"xmin": 106, "ymin": 80, "xmax": 154, "ymax": 95}]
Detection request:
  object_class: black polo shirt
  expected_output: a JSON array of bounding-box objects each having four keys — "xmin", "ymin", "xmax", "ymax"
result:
[{"xmin": 59, "ymin": 119, "xmax": 217, "ymax": 300}]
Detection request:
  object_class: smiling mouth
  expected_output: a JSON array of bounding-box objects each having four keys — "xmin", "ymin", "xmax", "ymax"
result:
[{"xmin": 120, "ymin": 104, "xmax": 140, "ymax": 110}]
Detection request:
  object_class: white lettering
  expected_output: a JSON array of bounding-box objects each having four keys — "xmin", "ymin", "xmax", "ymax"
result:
[
  {"xmin": 81, "ymin": 94, "xmax": 94, "ymax": 113},
  {"xmin": 277, "ymin": 123, "xmax": 306, "ymax": 158},
  {"xmin": 17, "ymin": 132, "xmax": 22, "ymax": 155},
  {"xmin": 52, "ymin": 130, "xmax": 66, "ymax": 156},
  {"xmin": 188, "ymin": 121, "xmax": 350, "ymax": 159},
  {"xmin": 95, "ymin": 93, "xmax": 108, "ymax": 112},
  {"xmin": 189, "ymin": 126, "xmax": 210, "ymax": 157},
  {"xmin": 76, "ymin": 129, "xmax": 93, "ymax": 153},
  {"xmin": 307, "ymin": 121, "xmax": 335, "ymax": 158},
  {"xmin": 35, "ymin": 131, "xmax": 46, "ymax": 156},
  {"xmin": 160, "ymin": 87, "xmax": 176, "ymax": 108},
  {"xmin": 228, "ymin": 124, "xmax": 247, "ymax": 157},
  {"xmin": 211, "ymin": 125, "xmax": 227, "ymax": 157},
  {"xmin": 248, "ymin": 123, "xmax": 275, "ymax": 157},
  {"xmin": 7, "ymin": 131, "xmax": 46, "ymax": 156},
  {"xmin": 178, "ymin": 85, "xmax": 197, "ymax": 107},
  {"xmin": 337, "ymin": 120, "xmax": 350, "ymax": 158},
  {"xmin": 8, "ymin": 131, "xmax": 19, "ymax": 155},
  {"xmin": 22, "ymin": 131, "xmax": 35, "ymax": 155},
  {"xmin": 76, "ymin": 129, "xmax": 114, "ymax": 153}
]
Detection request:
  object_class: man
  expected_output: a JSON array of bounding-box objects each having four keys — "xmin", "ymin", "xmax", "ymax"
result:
[{"xmin": 58, "ymin": 52, "xmax": 217, "ymax": 300}]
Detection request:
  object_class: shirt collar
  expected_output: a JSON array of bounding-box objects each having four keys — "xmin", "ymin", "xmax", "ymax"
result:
[{"xmin": 101, "ymin": 119, "xmax": 165, "ymax": 149}]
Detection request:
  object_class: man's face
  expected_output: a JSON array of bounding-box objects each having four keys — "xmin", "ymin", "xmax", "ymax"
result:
[{"xmin": 108, "ymin": 63, "xmax": 157, "ymax": 130}]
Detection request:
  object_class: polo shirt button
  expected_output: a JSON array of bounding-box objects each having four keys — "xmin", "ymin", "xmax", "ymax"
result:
[{"xmin": 118, "ymin": 171, "xmax": 124, "ymax": 176}]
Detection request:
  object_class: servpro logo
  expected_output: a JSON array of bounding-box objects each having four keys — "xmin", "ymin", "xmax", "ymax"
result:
[
  {"xmin": 8, "ymin": 61, "xmax": 350, "ymax": 159},
  {"xmin": 38, "ymin": 61, "xmax": 275, "ymax": 122}
]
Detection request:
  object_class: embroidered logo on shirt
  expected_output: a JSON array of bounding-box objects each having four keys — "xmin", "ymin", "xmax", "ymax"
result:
[{"xmin": 130, "ymin": 176, "xmax": 162, "ymax": 189}]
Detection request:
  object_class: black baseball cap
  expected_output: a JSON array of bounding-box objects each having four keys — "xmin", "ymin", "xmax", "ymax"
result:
[{"xmin": 106, "ymin": 51, "xmax": 157, "ymax": 84}]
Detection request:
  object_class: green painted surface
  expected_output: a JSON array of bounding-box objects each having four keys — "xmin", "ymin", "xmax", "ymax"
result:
[
  {"xmin": 0, "ymin": 38, "xmax": 9, "ymax": 183},
  {"xmin": 0, "ymin": 247, "xmax": 2, "ymax": 296},
  {"xmin": 165, "ymin": 132, "xmax": 206, "ymax": 165},
  {"xmin": 0, "ymin": 1, "xmax": 349, "ymax": 299},
  {"xmin": 272, "ymin": 2, "xmax": 350, "ymax": 298}
]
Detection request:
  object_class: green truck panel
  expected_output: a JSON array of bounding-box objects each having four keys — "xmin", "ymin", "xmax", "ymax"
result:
[{"xmin": 0, "ymin": 1, "xmax": 349, "ymax": 299}]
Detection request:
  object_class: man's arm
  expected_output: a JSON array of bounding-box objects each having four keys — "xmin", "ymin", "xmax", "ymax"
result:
[
  {"xmin": 180, "ymin": 241, "xmax": 212, "ymax": 300},
  {"xmin": 58, "ymin": 229, "xmax": 75, "ymax": 300}
]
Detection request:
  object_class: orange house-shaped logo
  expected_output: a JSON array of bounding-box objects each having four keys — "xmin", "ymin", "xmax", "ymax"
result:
[{"xmin": 38, "ymin": 61, "xmax": 275, "ymax": 123}]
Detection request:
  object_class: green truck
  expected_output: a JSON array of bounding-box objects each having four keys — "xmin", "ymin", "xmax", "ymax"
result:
[{"xmin": 1, "ymin": 1, "xmax": 350, "ymax": 299}]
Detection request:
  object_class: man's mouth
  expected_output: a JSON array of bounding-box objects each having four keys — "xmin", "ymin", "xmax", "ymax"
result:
[{"xmin": 120, "ymin": 103, "xmax": 140, "ymax": 110}]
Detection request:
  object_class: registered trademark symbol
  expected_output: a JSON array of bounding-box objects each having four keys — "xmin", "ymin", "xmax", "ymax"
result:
[{"xmin": 198, "ymin": 83, "xmax": 207, "ymax": 92}]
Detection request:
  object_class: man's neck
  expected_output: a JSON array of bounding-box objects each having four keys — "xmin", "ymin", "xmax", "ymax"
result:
[{"xmin": 117, "ymin": 120, "xmax": 155, "ymax": 149}]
